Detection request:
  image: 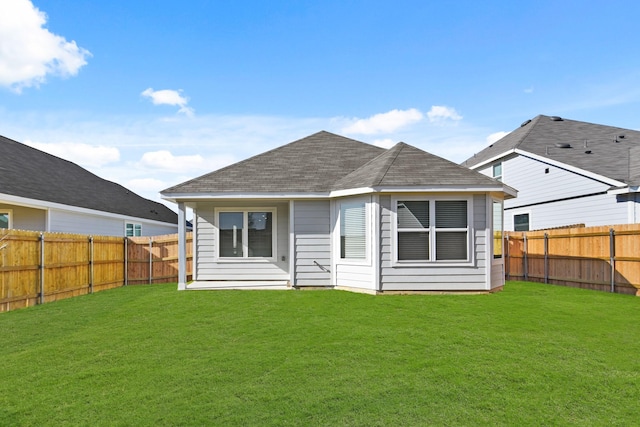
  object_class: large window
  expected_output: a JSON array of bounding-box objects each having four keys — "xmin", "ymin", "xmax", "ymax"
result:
[
  {"xmin": 125, "ymin": 223, "xmax": 142, "ymax": 237},
  {"xmin": 396, "ymin": 199, "xmax": 469, "ymax": 262},
  {"xmin": 0, "ymin": 210, "xmax": 11, "ymax": 229},
  {"xmin": 217, "ymin": 209, "xmax": 275, "ymax": 259},
  {"xmin": 340, "ymin": 202, "xmax": 366, "ymax": 259}
]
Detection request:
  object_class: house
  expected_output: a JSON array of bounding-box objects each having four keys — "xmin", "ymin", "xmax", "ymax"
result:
[
  {"xmin": 462, "ymin": 115, "xmax": 640, "ymax": 231},
  {"xmin": 0, "ymin": 134, "xmax": 178, "ymax": 236},
  {"xmin": 161, "ymin": 131, "xmax": 516, "ymax": 293}
]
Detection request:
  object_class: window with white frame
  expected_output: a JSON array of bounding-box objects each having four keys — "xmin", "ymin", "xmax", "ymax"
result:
[
  {"xmin": 217, "ymin": 209, "xmax": 275, "ymax": 258},
  {"xmin": 340, "ymin": 201, "xmax": 366, "ymax": 259},
  {"xmin": 492, "ymin": 163, "xmax": 503, "ymax": 181},
  {"xmin": 125, "ymin": 223, "xmax": 142, "ymax": 237},
  {"xmin": 0, "ymin": 210, "xmax": 11, "ymax": 229},
  {"xmin": 396, "ymin": 199, "xmax": 469, "ymax": 262}
]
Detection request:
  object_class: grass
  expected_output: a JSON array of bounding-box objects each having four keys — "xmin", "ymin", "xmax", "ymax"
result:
[{"xmin": 1, "ymin": 282, "xmax": 639, "ymax": 426}]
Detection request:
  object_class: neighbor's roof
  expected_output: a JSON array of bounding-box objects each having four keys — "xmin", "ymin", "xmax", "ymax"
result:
[
  {"xmin": 162, "ymin": 131, "xmax": 511, "ymax": 197},
  {"xmin": 462, "ymin": 115, "xmax": 640, "ymax": 185},
  {"xmin": 0, "ymin": 135, "xmax": 177, "ymax": 224}
]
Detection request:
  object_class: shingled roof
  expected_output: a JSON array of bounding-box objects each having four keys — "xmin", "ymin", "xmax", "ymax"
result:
[
  {"xmin": 0, "ymin": 135, "xmax": 177, "ymax": 224},
  {"xmin": 162, "ymin": 131, "xmax": 510, "ymax": 197},
  {"xmin": 462, "ymin": 115, "xmax": 640, "ymax": 185}
]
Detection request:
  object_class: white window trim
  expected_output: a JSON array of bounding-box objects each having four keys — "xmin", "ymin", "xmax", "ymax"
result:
[
  {"xmin": 335, "ymin": 197, "xmax": 371, "ymax": 266},
  {"xmin": 391, "ymin": 195, "xmax": 474, "ymax": 267},
  {"xmin": 214, "ymin": 207, "xmax": 277, "ymax": 262},
  {"xmin": 0, "ymin": 209, "xmax": 13, "ymax": 229},
  {"xmin": 125, "ymin": 222, "xmax": 142, "ymax": 237}
]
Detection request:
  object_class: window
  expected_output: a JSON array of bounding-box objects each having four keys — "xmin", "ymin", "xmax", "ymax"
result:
[
  {"xmin": 126, "ymin": 223, "xmax": 142, "ymax": 237},
  {"xmin": 493, "ymin": 201, "xmax": 503, "ymax": 258},
  {"xmin": 0, "ymin": 210, "xmax": 11, "ymax": 229},
  {"xmin": 396, "ymin": 199, "xmax": 469, "ymax": 262},
  {"xmin": 492, "ymin": 163, "xmax": 503, "ymax": 181},
  {"xmin": 340, "ymin": 202, "xmax": 366, "ymax": 259},
  {"xmin": 217, "ymin": 209, "xmax": 275, "ymax": 258},
  {"xmin": 514, "ymin": 213, "xmax": 530, "ymax": 231}
]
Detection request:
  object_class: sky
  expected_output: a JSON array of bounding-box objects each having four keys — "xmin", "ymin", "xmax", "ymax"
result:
[{"xmin": 2, "ymin": 0, "xmax": 640, "ymax": 211}]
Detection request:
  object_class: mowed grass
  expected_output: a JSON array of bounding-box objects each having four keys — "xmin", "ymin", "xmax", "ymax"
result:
[{"xmin": 1, "ymin": 282, "xmax": 639, "ymax": 426}]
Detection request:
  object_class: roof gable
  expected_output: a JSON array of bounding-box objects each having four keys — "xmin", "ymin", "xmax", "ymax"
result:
[
  {"xmin": 0, "ymin": 135, "xmax": 177, "ymax": 224},
  {"xmin": 463, "ymin": 115, "xmax": 640, "ymax": 185}
]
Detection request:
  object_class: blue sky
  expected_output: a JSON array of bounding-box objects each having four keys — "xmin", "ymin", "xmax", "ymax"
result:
[{"xmin": 2, "ymin": 0, "xmax": 640, "ymax": 208}]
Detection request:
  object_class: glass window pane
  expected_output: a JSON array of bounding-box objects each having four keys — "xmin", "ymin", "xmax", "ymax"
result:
[
  {"xmin": 341, "ymin": 202, "xmax": 366, "ymax": 259},
  {"xmin": 248, "ymin": 212, "xmax": 272, "ymax": 257},
  {"xmin": 493, "ymin": 201, "xmax": 503, "ymax": 258},
  {"xmin": 398, "ymin": 232, "xmax": 429, "ymax": 261},
  {"xmin": 397, "ymin": 201, "xmax": 429, "ymax": 228},
  {"xmin": 436, "ymin": 201, "xmax": 467, "ymax": 228},
  {"xmin": 0, "ymin": 213, "xmax": 9, "ymax": 229},
  {"xmin": 125, "ymin": 223, "xmax": 133, "ymax": 237},
  {"xmin": 493, "ymin": 163, "xmax": 502, "ymax": 181},
  {"xmin": 436, "ymin": 231, "xmax": 467, "ymax": 260},
  {"xmin": 514, "ymin": 214, "xmax": 530, "ymax": 231},
  {"xmin": 219, "ymin": 212, "xmax": 243, "ymax": 257},
  {"xmin": 134, "ymin": 224, "xmax": 142, "ymax": 237}
]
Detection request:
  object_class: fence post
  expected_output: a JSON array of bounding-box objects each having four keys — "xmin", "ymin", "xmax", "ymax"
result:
[
  {"xmin": 523, "ymin": 232, "xmax": 528, "ymax": 281},
  {"xmin": 149, "ymin": 237, "xmax": 153, "ymax": 285},
  {"xmin": 124, "ymin": 237, "xmax": 128, "ymax": 286},
  {"xmin": 505, "ymin": 234, "xmax": 510, "ymax": 279},
  {"xmin": 39, "ymin": 233, "xmax": 45, "ymax": 305},
  {"xmin": 544, "ymin": 233, "xmax": 549, "ymax": 284},
  {"xmin": 610, "ymin": 228, "xmax": 615, "ymax": 293},
  {"xmin": 89, "ymin": 236, "xmax": 94, "ymax": 294}
]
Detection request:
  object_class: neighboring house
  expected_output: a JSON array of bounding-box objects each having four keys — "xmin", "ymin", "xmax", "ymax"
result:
[
  {"xmin": 161, "ymin": 131, "xmax": 516, "ymax": 294},
  {"xmin": 462, "ymin": 115, "xmax": 640, "ymax": 231},
  {"xmin": 0, "ymin": 134, "xmax": 178, "ymax": 236}
]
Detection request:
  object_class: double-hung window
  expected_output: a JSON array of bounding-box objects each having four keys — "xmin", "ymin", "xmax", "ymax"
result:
[
  {"xmin": 396, "ymin": 199, "xmax": 470, "ymax": 262},
  {"xmin": 217, "ymin": 209, "xmax": 275, "ymax": 259},
  {"xmin": 125, "ymin": 223, "xmax": 142, "ymax": 237},
  {"xmin": 340, "ymin": 201, "xmax": 367, "ymax": 260}
]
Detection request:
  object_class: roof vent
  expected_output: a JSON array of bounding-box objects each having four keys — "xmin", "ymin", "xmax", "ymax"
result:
[
  {"xmin": 520, "ymin": 119, "xmax": 532, "ymax": 127},
  {"xmin": 585, "ymin": 150, "xmax": 592, "ymax": 154},
  {"xmin": 550, "ymin": 116, "xmax": 563, "ymax": 121},
  {"xmin": 555, "ymin": 143, "xmax": 571, "ymax": 148},
  {"xmin": 619, "ymin": 134, "xmax": 626, "ymax": 139}
]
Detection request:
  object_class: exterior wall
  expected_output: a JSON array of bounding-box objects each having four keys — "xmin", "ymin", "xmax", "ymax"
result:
[
  {"xmin": 379, "ymin": 194, "xmax": 489, "ymax": 291},
  {"xmin": 49, "ymin": 209, "xmax": 177, "ymax": 236},
  {"xmin": 333, "ymin": 196, "xmax": 375, "ymax": 291},
  {"xmin": 193, "ymin": 201, "xmax": 289, "ymax": 282},
  {"xmin": 293, "ymin": 200, "xmax": 331, "ymax": 287},
  {"xmin": 479, "ymin": 154, "xmax": 630, "ymax": 230},
  {"xmin": 0, "ymin": 203, "xmax": 46, "ymax": 231}
]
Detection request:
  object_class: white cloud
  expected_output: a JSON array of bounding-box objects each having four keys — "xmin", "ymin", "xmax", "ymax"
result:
[
  {"xmin": 141, "ymin": 88, "xmax": 194, "ymax": 116},
  {"xmin": 427, "ymin": 106, "xmax": 463, "ymax": 123},
  {"xmin": 342, "ymin": 108, "xmax": 423, "ymax": 135},
  {"xmin": 372, "ymin": 138, "xmax": 396, "ymax": 149},
  {"xmin": 127, "ymin": 178, "xmax": 166, "ymax": 192},
  {"xmin": 486, "ymin": 131, "xmax": 509, "ymax": 144},
  {"xmin": 524, "ymin": 87, "xmax": 534, "ymax": 94},
  {"xmin": 139, "ymin": 150, "xmax": 205, "ymax": 172},
  {"xmin": 0, "ymin": 0, "xmax": 90, "ymax": 92},
  {"xmin": 23, "ymin": 140, "xmax": 120, "ymax": 167}
]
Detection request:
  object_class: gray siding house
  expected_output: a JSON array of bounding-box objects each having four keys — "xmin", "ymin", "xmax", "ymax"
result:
[
  {"xmin": 162, "ymin": 131, "xmax": 516, "ymax": 293},
  {"xmin": 0, "ymin": 134, "xmax": 178, "ymax": 236},
  {"xmin": 462, "ymin": 115, "xmax": 640, "ymax": 231}
]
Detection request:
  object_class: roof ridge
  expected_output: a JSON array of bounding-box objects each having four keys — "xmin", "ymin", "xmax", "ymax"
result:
[
  {"xmin": 516, "ymin": 114, "xmax": 545, "ymax": 149},
  {"xmin": 373, "ymin": 142, "xmax": 405, "ymax": 186}
]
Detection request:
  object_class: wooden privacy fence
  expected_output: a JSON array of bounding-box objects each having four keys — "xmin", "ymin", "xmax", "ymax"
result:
[
  {"xmin": 0, "ymin": 230, "xmax": 192, "ymax": 312},
  {"xmin": 505, "ymin": 224, "xmax": 640, "ymax": 295}
]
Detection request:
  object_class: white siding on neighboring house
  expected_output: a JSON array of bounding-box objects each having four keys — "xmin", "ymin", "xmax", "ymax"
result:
[
  {"xmin": 193, "ymin": 201, "xmax": 289, "ymax": 282},
  {"xmin": 293, "ymin": 200, "xmax": 331, "ymax": 287},
  {"xmin": 379, "ymin": 194, "xmax": 489, "ymax": 291},
  {"xmin": 480, "ymin": 154, "xmax": 628, "ymax": 230},
  {"xmin": 48, "ymin": 209, "xmax": 177, "ymax": 236}
]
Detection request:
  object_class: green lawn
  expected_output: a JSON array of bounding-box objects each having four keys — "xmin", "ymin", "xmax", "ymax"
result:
[{"xmin": 1, "ymin": 282, "xmax": 639, "ymax": 426}]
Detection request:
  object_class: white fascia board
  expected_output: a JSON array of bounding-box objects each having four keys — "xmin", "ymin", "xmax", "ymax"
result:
[
  {"xmin": 0, "ymin": 192, "xmax": 176, "ymax": 227},
  {"xmin": 328, "ymin": 187, "xmax": 375, "ymax": 198},
  {"xmin": 373, "ymin": 185, "xmax": 516, "ymax": 197},
  {"xmin": 162, "ymin": 192, "xmax": 330, "ymax": 203},
  {"xmin": 608, "ymin": 186, "xmax": 639, "ymax": 195},
  {"xmin": 466, "ymin": 149, "xmax": 517, "ymax": 170},
  {"xmin": 515, "ymin": 149, "xmax": 628, "ymax": 187}
]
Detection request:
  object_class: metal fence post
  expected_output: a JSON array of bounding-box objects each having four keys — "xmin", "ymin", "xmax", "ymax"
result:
[
  {"xmin": 544, "ymin": 233, "xmax": 549, "ymax": 284},
  {"xmin": 124, "ymin": 237, "xmax": 128, "ymax": 286},
  {"xmin": 523, "ymin": 232, "xmax": 528, "ymax": 281},
  {"xmin": 149, "ymin": 237, "xmax": 153, "ymax": 285},
  {"xmin": 505, "ymin": 234, "xmax": 510, "ymax": 278},
  {"xmin": 89, "ymin": 236, "xmax": 94, "ymax": 294},
  {"xmin": 39, "ymin": 233, "xmax": 45, "ymax": 305},
  {"xmin": 610, "ymin": 228, "xmax": 615, "ymax": 293}
]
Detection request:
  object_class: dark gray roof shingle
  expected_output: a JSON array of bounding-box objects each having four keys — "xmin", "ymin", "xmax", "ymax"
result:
[
  {"xmin": 163, "ymin": 132, "xmax": 506, "ymax": 196},
  {"xmin": 0, "ymin": 135, "xmax": 177, "ymax": 224},
  {"xmin": 462, "ymin": 115, "xmax": 640, "ymax": 185}
]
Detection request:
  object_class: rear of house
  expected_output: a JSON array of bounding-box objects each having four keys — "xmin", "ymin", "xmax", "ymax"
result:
[{"xmin": 162, "ymin": 131, "xmax": 516, "ymax": 293}]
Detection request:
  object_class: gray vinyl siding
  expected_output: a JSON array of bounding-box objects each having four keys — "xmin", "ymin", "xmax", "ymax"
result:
[
  {"xmin": 293, "ymin": 200, "xmax": 331, "ymax": 287},
  {"xmin": 194, "ymin": 201, "xmax": 289, "ymax": 282},
  {"xmin": 480, "ymin": 154, "xmax": 629, "ymax": 230},
  {"xmin": 379, "ymin": 194, "xmax": 489, "ymax": 291},
  {"xmin": 0, "ymin": 204, "xmax": 46, "ymax": 231},
  {"xmin": 48, "ymin": 209, "xmax": 177, "ymax": 236},
  {"xmin": 491, "ymin": 261, "xmax": 504, "ymax": 289}
]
